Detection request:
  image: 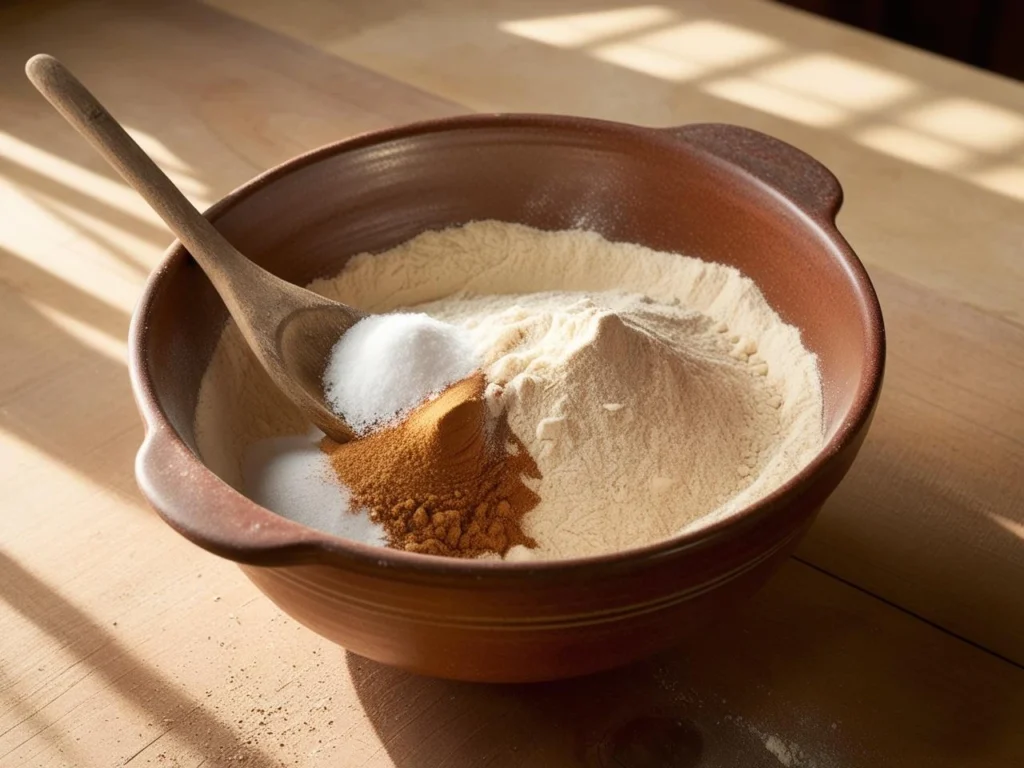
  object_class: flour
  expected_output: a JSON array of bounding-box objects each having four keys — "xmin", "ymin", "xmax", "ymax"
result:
[
  {"xmin": 194, "ymin": 221, "xmax": 823, "ymax": 559},
  {"xmin": 764, "ymin": 734, "xmax": 805, "ymax": 767},
  {"xmin": 414, "ymin": 290, "xmax": 813, "ymax": 559}
]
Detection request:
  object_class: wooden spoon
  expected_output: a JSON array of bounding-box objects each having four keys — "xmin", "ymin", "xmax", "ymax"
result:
[{"xmin": 26, "ymin": 54, "xmax": 362, "ymax": 442}]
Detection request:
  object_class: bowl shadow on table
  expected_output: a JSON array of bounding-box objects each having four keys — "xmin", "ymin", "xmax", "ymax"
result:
[
  {"xmin": 344, "ymin": 561, "xmax": 1021, "ymax": 768},
  {"xmin": 345, "ymin": 652, "xmax": 753, "ymax": 768},
  {"xmin": 0, "ymin": 551, "xmax": 281, "ymax": 768}
]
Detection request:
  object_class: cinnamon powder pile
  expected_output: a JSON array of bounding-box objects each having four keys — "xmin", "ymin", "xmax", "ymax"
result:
[{"xmin": 321, "ymin": 373, "xmax": 540, "ymax": 558}]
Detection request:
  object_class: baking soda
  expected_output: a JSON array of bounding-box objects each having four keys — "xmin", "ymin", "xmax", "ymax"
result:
[{"xmin": 242, "ymin": 432, "xmax": 385, "ymax": 544}]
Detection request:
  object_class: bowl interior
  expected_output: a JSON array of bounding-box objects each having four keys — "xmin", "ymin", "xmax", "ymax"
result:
[{"xmin": 144, "ymin": 118, "xmax": 874, "ymax": 502}]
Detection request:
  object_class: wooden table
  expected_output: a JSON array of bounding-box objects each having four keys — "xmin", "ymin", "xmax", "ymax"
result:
[{"xmin": 1, "ymin": 1, "xmax": 1022, "ymax": 765}]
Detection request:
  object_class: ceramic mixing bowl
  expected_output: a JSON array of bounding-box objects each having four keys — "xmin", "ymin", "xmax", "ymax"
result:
[{"xmin": 130, "ymin": 116, "xmax": 884, "ymax": 683}]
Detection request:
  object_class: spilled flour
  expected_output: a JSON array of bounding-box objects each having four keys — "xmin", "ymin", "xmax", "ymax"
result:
[{"xmin": 195, "ymin": 222, "xmax": 823, "ymax": 560}]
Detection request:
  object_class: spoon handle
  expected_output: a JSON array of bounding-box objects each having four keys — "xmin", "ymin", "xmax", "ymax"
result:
[{"xmin": 25, "ymin": 54, "xmax": 253, "ymax": 293}]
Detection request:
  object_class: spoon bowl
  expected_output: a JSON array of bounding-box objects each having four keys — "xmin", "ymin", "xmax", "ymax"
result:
[{"xmin": 25, "ymin": 53, "xmax": 362, "ymax": 442}]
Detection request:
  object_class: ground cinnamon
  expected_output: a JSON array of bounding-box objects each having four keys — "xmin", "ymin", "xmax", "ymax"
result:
[{"xmin": 321, "ymin": 373, "xmax": 540, "ymax": 558}]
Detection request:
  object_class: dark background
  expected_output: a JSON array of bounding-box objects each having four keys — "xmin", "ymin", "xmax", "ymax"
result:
[{"xmin": 777, "ymin": 0, "xmax": 1024, "ymax": 81}]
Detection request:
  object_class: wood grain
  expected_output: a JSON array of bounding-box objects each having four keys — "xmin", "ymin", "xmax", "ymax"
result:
[
  {"xmin": 1, "ymin": 0, "xmax": 1023, "ymax": 766},
  {"xmin": 209, "ymin": 0, "xmax": 1024, "ymax": 663},
  {"xmin": 345, "ymin": 561, "xmax": 1024, "ymax": 768}
]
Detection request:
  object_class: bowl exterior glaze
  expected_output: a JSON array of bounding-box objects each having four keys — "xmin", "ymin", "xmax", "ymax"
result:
[{"xmin": 130, "ymin": 116, "xmax": 884, "ymax": 682}]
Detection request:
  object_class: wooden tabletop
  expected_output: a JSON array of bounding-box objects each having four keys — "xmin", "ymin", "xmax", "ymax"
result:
[{"xmin": 1, "ymin": 0, "xmax": 1022, "ymax": 766}]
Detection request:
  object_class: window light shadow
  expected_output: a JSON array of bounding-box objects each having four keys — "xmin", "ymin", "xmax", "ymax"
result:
[
  {"xmin": 989, "ymin": 512, "xmax": 1024, "ymax": 540},
  {"xmin": 970, "ymin": 162, "xmax": 1024, "ymax": 201},
  {"xmin": 0, "ymin": 246, "xmax": 139, "ymax": 500},
  {"xmin": 749, "ymin": 52, "xmax": 918, "ymax": 111},
  {"xmin": 499, "ymin": 5, "xmax": 676, "ymax": 49},
  {"xmin": 0, "ymin": 665, "xmax": 84, "ymax": 765},
  {"xmin": 0, "ymin": 147, "xmax": 170, "ymax": 250},
  {"xmin": 901, "ymin": 97, "xmax": 1024, "ymax": 153},
  {"xmin": 594, "ymin": 19, "xmax": 782, "ymax": 82},
  {"xmin": 496, "ymin": 5, "xmax": 1024, "ymax": 205},
  {"xmin": 703, "ymin": 77, "xmax": 848, "ymax": 127},
  {"xmin": 32, "ymin": 194, "xmax": 156, "ymax": 277},
  {"xmin": 853, "ymin": 124, "xmax": 970, "ymax": 170},
  {"xmin": 28, "ymin": 301, "xmax": 126, "ymax": 364},
  {"xmin": 0, "ymin": 551, "xmax": 280, "ymax": 767}
]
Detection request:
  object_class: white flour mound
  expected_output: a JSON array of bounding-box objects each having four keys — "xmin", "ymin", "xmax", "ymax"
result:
[{"xmin": 195, "ymin": 222, "xmax": 823, "ymax": 559}]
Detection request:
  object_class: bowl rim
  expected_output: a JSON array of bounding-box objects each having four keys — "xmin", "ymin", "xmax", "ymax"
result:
[{"xmin": 129, "ymin": 113, "xmax": 885, "ymax": 581}]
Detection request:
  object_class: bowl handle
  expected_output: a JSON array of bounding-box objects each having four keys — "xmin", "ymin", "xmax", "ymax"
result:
[
  {"xmin": 660, "ymin": 123, "xmax": 843, "ymax": 223},
  {"xmin": 135, "ymin": 425, "xmax": 323, "ymax": 565}
]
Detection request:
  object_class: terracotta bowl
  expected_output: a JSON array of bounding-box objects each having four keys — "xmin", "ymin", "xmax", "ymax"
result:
[{"xmin": 130, "ymin": 116, "xmax": 884, "ymax": 683}]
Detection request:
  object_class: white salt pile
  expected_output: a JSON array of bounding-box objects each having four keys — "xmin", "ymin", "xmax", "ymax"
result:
[
  {"xmin": 323, "ymin": 313, "xmax": 478, "ymax": 434},
  {"xmin": 242, "ymin": 432, "xmax": 385, "ymax": 544}
]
